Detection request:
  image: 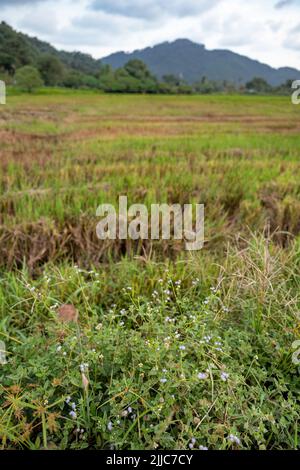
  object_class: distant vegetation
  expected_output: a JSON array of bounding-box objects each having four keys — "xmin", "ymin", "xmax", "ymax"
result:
[
  {"xmin": 102, "ymin": 37, "xmax": 299, "ymax": 87},
  {"xmin": 0, "ymin": 21, "xmax": 295, "ymax": 95}
]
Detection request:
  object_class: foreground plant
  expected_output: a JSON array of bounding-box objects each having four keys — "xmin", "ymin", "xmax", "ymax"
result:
[{"xmin": 1, "ymin": 236, "xmax": 299, "ymax": 449}]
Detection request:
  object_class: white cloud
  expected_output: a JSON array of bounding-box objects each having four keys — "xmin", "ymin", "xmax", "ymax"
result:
[
  {"xmin": 1, "ymin": 0, "xmax": 300, "ymax": 69},
  {"xmin": 275, "ymin": 0, "xmax": 294, "ymax": 9},
  {"xmin": 89, "ymin": 0, "xmax": 219, "ymax": 20},
  {"xmin": 0, "ymin": 0, "xmax": 45, "ymax": 5},
  {"xmin": 18, "ymin": 9, "xmax": 59, "ymax": 36}
]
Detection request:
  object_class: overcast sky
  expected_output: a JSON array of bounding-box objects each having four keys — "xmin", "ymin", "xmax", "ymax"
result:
[{"xmin": 1, "ymin": 0, "xmax": 300, "ymax": 68}]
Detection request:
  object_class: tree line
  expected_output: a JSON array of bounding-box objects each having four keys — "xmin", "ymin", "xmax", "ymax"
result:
[
  {"xmin": 1, "ymin": 58, "xmax": 293, "ymax": 95},
  {"xmin": 0, "ymin": 21, "xmax": 293, "ymax": 95}
]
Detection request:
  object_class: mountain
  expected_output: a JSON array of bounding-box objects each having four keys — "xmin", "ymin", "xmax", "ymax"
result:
[
  {"xmin": 1, "ymin": 22, "xmax": 299, "ymax": 86},
  {"xmin": 0, "ymin": 21, "xmax": 101, "ymax": 75},
  {"xmin": 101, "ymin": 38, "xmax": 299, "ymax": 86}
]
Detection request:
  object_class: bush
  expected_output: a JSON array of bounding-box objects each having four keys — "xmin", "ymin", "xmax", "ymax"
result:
[
  {"xmin": 37, "ymin": 54, "xmax": 64, "ymax": 86},
  {"xmin": 15, "ymin": 65, "xmax": 43, "ymax": 92},
  {"xmin": 1, "ymin": 249, "xmax": 299, "ymax": 450}
]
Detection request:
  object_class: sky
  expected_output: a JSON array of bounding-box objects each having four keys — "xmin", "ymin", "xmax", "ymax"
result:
[{"xmin": 1, "ymin": 0, "xmax": 300, "ymax": 69}]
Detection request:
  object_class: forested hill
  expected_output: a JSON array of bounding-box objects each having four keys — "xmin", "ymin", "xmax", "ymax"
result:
[
  {"xmin": 0, "ymin": 21, "xmax": 101, "ymax": 75},
  {"xmin": 102, "ymin": 38, "xmax": 299, "ymax": 86},
  {"xmin": 0, "ymin": 21, "xmax": 298, "ymax": 92}
]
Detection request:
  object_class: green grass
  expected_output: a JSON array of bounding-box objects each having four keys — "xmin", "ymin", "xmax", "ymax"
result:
[{"xmin": 0, "ymin": 93, "xmax": 299, "ymax": 450}]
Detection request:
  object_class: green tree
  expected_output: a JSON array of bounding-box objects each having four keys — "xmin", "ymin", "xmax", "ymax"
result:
[
  {"xmin": 110, "ymin": 67, "xmax": 141, "ymax": 93},
  {"xmin": 123, "ymin": 60, "xmax": 158, "ymax": 93},
  {"xmin": 246, "ymin": 77, "xmax": 272, "ymax": 93},
  {"xmin": 194, "ymin": 76, "xmax": 221, "ymax": 94},
  {"xmin": 102, "ymin": 60, "xmax": 158, "ymax": 94},
  {"xmin": 162, "ymin": 74, "xmax": 182, "ymax": 87},
  {"xmin": 124, "ymin": 59, "xmax": 152, "ymax": 80},
  {"xmin": 161, "ymin": 74, "xmax": 192, "ymax": 94},
  {"xmin": 81, "ymin": 74, "xmax": 99, "ymax": 89},
  {"xmin": 37, "ymin": 54, "xmax": 64, "ymax": 86},
  {"xmin": 98, "ymin": 64, "xmax": 114, "ymax": 90},
  {"xmin": 62, "ymin": 70, "xmax": 84, "ymax": 88},
  {"xmin": 15, "ymin": 65, "xmax": 43, "ymax": 92},
  {"xmin": 0, "ymin": 52, "xmax": 15, "ymax": 74},
  {"xmin": 275, "ymin": 79, "xmax": 294, "ymax": 96}
]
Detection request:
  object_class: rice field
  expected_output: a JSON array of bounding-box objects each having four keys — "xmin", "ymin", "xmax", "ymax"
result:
[{"xmin": 0, "ymin": 91, "xmax": 299, "ymax": 450}]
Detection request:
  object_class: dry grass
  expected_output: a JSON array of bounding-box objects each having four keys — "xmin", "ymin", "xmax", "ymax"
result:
[
  {"xmin": 1, "ymin": 92, "xmax": 299, "ymax": 450},
  {"xmin": 1, "ymin": 93, "xmax": 300, "ymax": 270}
]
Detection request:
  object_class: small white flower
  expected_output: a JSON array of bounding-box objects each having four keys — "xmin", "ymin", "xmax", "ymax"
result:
[
  {"xmin": 69, "ymin": 411, "xmax": 77, "ymax": 419},
  {"xmin": 220, "ymin": 371, "xmax": 229, "ymax": 382},
  {"xmin": 107, "ymin": 421, "xmax": 113, "ymax": 432},
  {"xmin": 198, "ymin": 372, "xmax": 208, "ymax": 380},
  {"xmin": 199, "ymin": 445, "xmax": 208, "ymax": 450},
  {"xmin": 228, "ymin": 434, "xmax": 241, "ymax": 446},
  {"xmin": 56, "ymin": 345, "xmax": 62, "ymax": 352},
  {"xmin": 179, "ymin": 345, "xmax": 186, "ymax": 351},
  {"xmin": 160, "ymin": 378, "xmax": 167, "ymax": 384}
]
